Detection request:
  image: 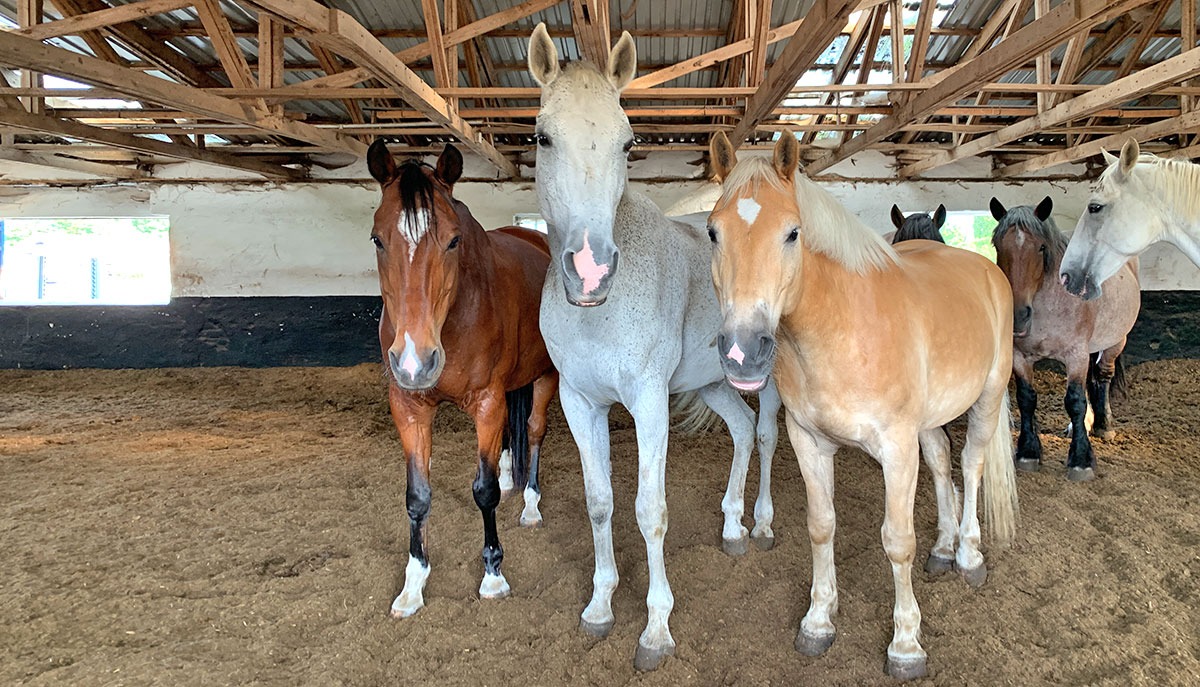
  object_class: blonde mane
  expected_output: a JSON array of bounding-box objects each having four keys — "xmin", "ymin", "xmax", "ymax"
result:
[
  {"xmin": 722, "ymin": 157, "xmax": 897, "ymax": 273},
  {"xmin": 1101, "ymin": 152, "xmax": 1200, "ymax": 223}
]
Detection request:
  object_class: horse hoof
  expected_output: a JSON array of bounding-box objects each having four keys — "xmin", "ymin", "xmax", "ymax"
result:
[
  {"xmin": 478, "ymin": 574, "xmax": 510, "ymax": 600},
  {"xmin": 1093, "ymin": 429, "xmax": 1116, "ymax": 441},
  {"xmin": 958, "ymin": 562, "xmax": 987, "ymax": 588},
  {"xmin": 1067, "ymin": 466, "xmax": 1096, "ymax": 482},
  {"xmin": 752, "ymin": 534, "xmax": 775, "ymax": 551},
  {"xmin": 579, "ymin": 618, "xmax": 614, "ymax": 638},
  {"xmin": 886, "ymin": 656, "xmax": 928, "ymax": 681},
  {"xmin": 389, "ymin": 598, "xmax": 422, "ymax": 619},
  {"xmin": 633, "ymin": 641, "xmax": 674, "ymax": 671},
  {"xmin": 519, "ymin": 514, "xmax": 543, "ymax": 528},
  {"xmin": 925, "ymin": 555, "xmax": 954, "ymax": 575},
  {"xmin": 1015, "ymin": 457, "xmax": 1040, "ymax": 472},
  {"xmin": 794, "ymin": 630, "xmax": 835, "ymax": 657},
  {"xmin": 722, "ymin": 535, "xmax": 749, "ymax": 556}
]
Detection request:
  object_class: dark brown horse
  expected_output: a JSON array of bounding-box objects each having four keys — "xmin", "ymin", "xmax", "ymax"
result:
[
  {"xmin": 991, "ymin": 196, "xmax": 1140, "ymax": 482},
  {"xmin": 889, "ymin": 204, "xmax": 947, "ymax": 244},
  {"xmin": 367, "ymin": 141, "xmax": 558, "ymax": 618}
]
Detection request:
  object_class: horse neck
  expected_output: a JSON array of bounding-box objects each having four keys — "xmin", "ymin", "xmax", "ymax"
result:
[
  {"xmin": 448, "ymin": 213, "xmax": 498, "ymax": 314},
  {"xmin": 782, "ymin": 243, "xmax": 869, "ymax": 344}
]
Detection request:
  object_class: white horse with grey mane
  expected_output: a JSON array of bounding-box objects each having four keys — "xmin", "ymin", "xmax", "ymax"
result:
[
  {"xmin": 527, "ymin": 24, "xmax": 783, "ymax": 671},
  {"xmin": 1061, "ymin": 137, "xmax": 1200, "ymax": 299}
]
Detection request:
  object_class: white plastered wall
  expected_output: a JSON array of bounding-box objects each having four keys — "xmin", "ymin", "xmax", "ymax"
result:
[{"xmin": 0, "ymin": 149, "xmax": 1195, "ymax": 296}]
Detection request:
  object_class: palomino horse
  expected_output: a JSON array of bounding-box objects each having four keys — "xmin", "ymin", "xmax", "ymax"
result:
[
  {"xmin": 367, "ymin": 141, "xmax": 559, "ymax": 618},
  {"xmin": 707, "ymin": 132, "xmax": 1019, "ymax": 681},
  {"xmin": 889, "ymin": 204, "xmax": 947, "ymax": 244},
  {"xmin": 527, "ymin": 24, "xmax": 782, "ymax": 670},
  {"xmin": 990, "ymin": 196, "xmax": 1140, "ymax": 481},
  {"xmin": 1061, "ymin": 138, "xmax": 1198, "ymax": 299}
]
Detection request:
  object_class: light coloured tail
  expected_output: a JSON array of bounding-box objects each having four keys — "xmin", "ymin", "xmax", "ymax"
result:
[
  {"xmin": 983, "ymin": 390, "xmax": 1019, "ymax": 546},
  {"xmin": 670, "ymin": 390, "xmax": 718, "ymax": 435}
]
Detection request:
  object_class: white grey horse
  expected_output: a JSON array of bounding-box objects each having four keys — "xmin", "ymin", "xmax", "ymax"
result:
[{"xmin": 527, "ymin": 24, "xmax": 782, "ymax": 671}]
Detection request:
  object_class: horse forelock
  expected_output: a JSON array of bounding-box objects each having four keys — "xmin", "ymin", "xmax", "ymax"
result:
[
  {"xmin": 992, "ymin": 206, "xmax": 1067, "ymax": 265},
  {"xmin": 392, "ymin": 161, "xmax": 442, "ymax": 260},
  {"xmin": 720, "ymin": 156, "xmax": 897, "ymax": 274},
  {"xmin": 1100, "ymin": 152, "xmax": 1200, "ymax": 225}
]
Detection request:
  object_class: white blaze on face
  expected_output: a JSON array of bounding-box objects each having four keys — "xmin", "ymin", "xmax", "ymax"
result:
[
  {"xmin": 572, "ymin": 227, "xmax": 610, "ymax": 294},
  {"xmin": 397, "ymin": 208, "xmax": 431, "ymax": 263},
  {"xmin": 400, "ymin": 331, "xmax": 420, "ymax": 377},
  {"xmin": 737, "ymin": 197, "xmax": 761, "ymax": 226},
  {"xmin": 727, "ymin": 341, "xmax": 746, "ymax": 364}
]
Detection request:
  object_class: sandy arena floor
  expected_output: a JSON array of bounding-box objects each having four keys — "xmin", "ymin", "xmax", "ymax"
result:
[{"xmin": 2, "ymin": 361, "xmax": 1199, "ymax": 686}]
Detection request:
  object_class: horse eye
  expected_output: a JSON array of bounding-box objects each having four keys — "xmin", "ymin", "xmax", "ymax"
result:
[
  {"xmin": 707, "ymin": 226, "xmax": 717, "ymax": 244},
  {"xmin": 1039, "ymin": 244, "xmax": 1047, "ymax": 253},
  {"xmin": 447, "ymin": 236, "xmax": 461, "ymax": 250},
  {"xmin": 1087, "ymin": 203, "xmax": 1103, "ymax": 214},
  {"xmin": 786, "ymin": 228, "xmax": 799, "ymax": 244},
  {"xmin": 536, "ymin": 133, "xmax": 552, "ymax": 148},
  {"xmin": 623, "ymin": 139, "xmax": 635, "ymax": 154},
  {"xmin": 371, "ymin": 235, "xmax": 383, "ymax": 249}
]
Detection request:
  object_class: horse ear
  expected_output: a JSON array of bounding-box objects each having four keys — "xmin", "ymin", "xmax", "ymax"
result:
[
  {"xmin": 367, "ymin": 139, "xmax": 397, "ymax": 185},
  {"xmin": 773, "ymin": 133, "xmax": 800, "ymax": 180},
  {"xmin": 989, "ymin": 197, "xmax": 1006, "ymax": 221},
  {"xmin": 1035, "ymin": 196, "xmax": 1053, "ymax": 221},
  {"xmin": 435, "ymin": 143, "xmax": 463, "ymax": 187},
  {"xmin": 709, "ymin": 131, "xmax": 737, "ymax": 181},
  {"xmin": 528, "ymin": 23, "xmax": 560, "ymax": 86},
  {"xmin": 1119, "ymin": 138, "xmax": 1139, "ymax": 176},
  {"xmin": 890, "ymin": 204, "xmax": 904, "ymax": 229},
  {"xmin": 933, "ymin": 204, "xmax": 947, "ymax": 229},
  {"xmin": 607, "ymin": 31, "xmax": 637, "ymax": 91},
  {"xmin": 1102, "ymin": 149, "xmax": 1119, "ymax": 166}
]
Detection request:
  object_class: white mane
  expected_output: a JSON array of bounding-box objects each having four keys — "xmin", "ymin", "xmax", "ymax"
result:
[
  {"xmin": 1102, "ymin": 152, "xmax": 1200, "ymax": 223},
  {"xmin": 722, "ymin": 156, "xmax": 897, "ymax": 273}
]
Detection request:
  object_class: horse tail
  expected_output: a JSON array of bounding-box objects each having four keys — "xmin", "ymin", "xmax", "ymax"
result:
[
  {"xmin": 982, "ymin": 390, "xmax": 1019, "ymax": 547},
  {"xmin": 670, "ymin": 390, "xmax": 718, "ymax": 435},
  {"xmin": 505, "ymin": 382, "xmax": 534, "ymax": 491}
]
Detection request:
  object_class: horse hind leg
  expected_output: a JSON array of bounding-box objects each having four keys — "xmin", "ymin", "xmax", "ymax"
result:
[
  {"xmin": 698, "ymin": 382, "xmax": 757, "ymax": 555},
  {"xmin": 1064, "ymin": 354, "xmax": 1097, "ymax": 482},
  {"xmin": 1088, "ymin": 344, "xmax": 1124, "ymax": 441},
  {"xmin": 919, "ymin": 427, "xmax": 958, "ymax": 575},
  {"xmin": 752, "ymin": 377, "xmax": 782, "ymax": 550},
  {"xmin": 520, "ymin": 371, "xmax": 558, "ymax": 528}
]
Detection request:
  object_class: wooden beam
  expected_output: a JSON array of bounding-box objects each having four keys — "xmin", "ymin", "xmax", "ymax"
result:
[
  {"xmin": 16, "ymin": 0, "xmax": 193, "ymax": 40},
  {"xmin": 748, "ymin": 0, "xmax": 772, "ymax": 88},
  {"xmin": 728, "ymin": 0, "xmax": 858, "ymax": 146},
  {"xmin": 421, "ymin": 0, "xmax": 452, "ymax": 90},
  {"xmin": 1034, "ymin": 0, "xmax": 1051, "ymax": 112},
  {"xmin": 960, "ymin": 0, "xmax": 1020, "ymax": 61},
  {"xmin": 18, "ymin": 0, "xmax": 43, "ymax": 116},
  {"xmin": 888, "ymin": 0, "xmax": 902, "ymax": 79},
  {"xmin": 1049, "ymin": 27, "xmax": 1088, "ymax": 109},
  {"xmin": 0, "ymin": 104, "xmax": 304, "ymax": 178},
  {"xmin": 258, "ymin": 16, "xmax": 284, "ymax": 89},
  {"xmin": 806, "ymin": 0, "xmax": 1158, "ymax": 174},
  {"xmin": 628, "ymin": 17, "xmax": 805, "ymax": 89},
  {"xmin": 0, "ymin": 30, "xmax": 363, "ymax": 153},
  {"xmin": 444, "ymin": 0, "xmax": 458, "ymax": 107},
  {"xmin": 0, "ymin": 146, "xmax": 143, "ymax": 178},
  {"xmin": 309, "ymin": 41, "xmax": 364, "ymax": 125},
  {"xmin": 996, "ymin": 110, "xmax": 1200, "ymax": 177},
  {"xmin": 1184, "ymin": 0, "xmax": 1196, "ymax": 114},
  {"xmin": 570, "ymin": 0, "xmax": 610, "ymax": 66},
  {"xmin": 905, "ymin": 0, "xmax": 934, "ymax": 83},
  {"xmin": 249, "ymin": 0, "xmax": 516, "ymax": 176},
  {"xmin": 1075, "ymin": 14, "xmax": 1137, "ymax": 78},
  {"xmin": 900, "ymin": 46, "xmax": 1200, "ymax": 177},
  {"xmin": 296, "ymin": 0, "xmax": 559, "ymax": 90}
]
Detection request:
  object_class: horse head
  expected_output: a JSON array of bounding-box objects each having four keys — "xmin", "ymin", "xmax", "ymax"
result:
[
  {"xmin": 990, "ymin": 195, "xmax": 1063, "ymax": 338},
  {"xmin": 527, "ymin": 22, "xmax": 636, "ymax": 307},
  {"xmin": 889, "ymin": 204, "xmax": 947, "ymax": 244},
  {"xmin": 368, "ymin": 141, "xmax": 475, "ymax": 390}
]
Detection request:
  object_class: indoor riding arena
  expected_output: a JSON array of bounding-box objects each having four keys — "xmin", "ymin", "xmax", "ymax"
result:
[{"xmin": 3, "ymin": 1, "xmax": 1200, "ymax": 685}]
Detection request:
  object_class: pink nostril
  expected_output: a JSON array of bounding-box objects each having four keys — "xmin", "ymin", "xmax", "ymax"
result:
[
  {"xmin": 727, "ymin": 342, "xmax": 746, "ymax": 364},
  {"xmin": 572, "ymin": 228, "xmax": 609, "ymax": 295}
]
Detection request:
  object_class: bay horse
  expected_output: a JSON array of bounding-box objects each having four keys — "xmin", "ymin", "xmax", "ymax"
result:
[
  {"xmin": 367, "ymin": 141, "xmax": 559, "ymax": 618},
  {"xmin": 707, "ymin": 132, "xmax": 1019, "ymax": 681},
  {"xmin": 889, "ymin": 204, "xmax": 947, "ymax": 244},
  {"xmin": 527, "ymin": 24, "xmax": 782, "ymax": 671},
  {"xmin": 990, "ymin": 196, "xmax": 1140, "ymax": 481},
  {"xmin": 1061, "ymin": 138, "xmax": 1199, "ymax": 300}
]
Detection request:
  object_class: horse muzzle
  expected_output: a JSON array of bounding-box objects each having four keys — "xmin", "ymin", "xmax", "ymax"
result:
[
  {"xmin": 560, "ymin": 246, "xmax": 619, "ymax": 307},
  {"xmin": 1059, "ymin": 267, "xmax": 1102, "ymax": 301},
  {"xmin": 717, "ymin": 329, "xmax": 775, "ymax": 392},
  {"xmin": 388, "ymin": 345, "xmax": 444, "ymax": 391}
]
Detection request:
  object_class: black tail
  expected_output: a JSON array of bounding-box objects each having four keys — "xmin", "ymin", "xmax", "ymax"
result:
[
  {"xmin": 1088, "ymin": 353, "xmax": 1127, "ymax": 400},
  {"xmin": 504, "ymin": 383, "xmax": 534, "ymax": 491}
]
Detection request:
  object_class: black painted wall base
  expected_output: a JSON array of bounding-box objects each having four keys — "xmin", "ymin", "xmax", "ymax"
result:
[{"xmin": 1, "ymin": 291, "xmax": 1199, "ymax": 370}]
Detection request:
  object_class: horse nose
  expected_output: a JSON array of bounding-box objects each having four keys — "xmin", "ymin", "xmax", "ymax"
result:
[
  {"xmin": 1013, "ymin": 305, "xmax": 1032, "ymax": 334},
  {"xmin": 388, "ymin": 346, "xmax": 441, "ymax": 389},
  {"xmin": 718, "ymin": 328, "xmax": 775, "ymax": 388}
]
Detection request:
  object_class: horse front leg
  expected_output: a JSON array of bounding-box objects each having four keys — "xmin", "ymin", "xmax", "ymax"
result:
[
  {"xmin": 1064, "ymin": 354, "xmax": 1096, "ymax": 482},
  {"xmin": 558, "ymin": 383, "xmax": 617, "ymax": 638},
  {"xmin": 628, "ymin": 386, "xmax": 675, "ymax": 671},
  {"xmin": 877, "ymin": 434, "xmax": 926, "ymax": 681},
  {"xmin": 388, "ymin": 387, "xmax": 437, "ymax": 619},
  {"xmin": 787, "ymin": 414, "xmax": 840, "ymax": 658},
  {"xmin": 1013, "ymin": 353, "xmax": 1042, "ymax": 471},
  {"xmin": 698, "ymin": 381, "xmax": 757, "ymax": 555},
  {"xmin": 520, "ymin": 371, "xmax": 559, "ymax": 528},
  {"xmin": 472, "ymin": 389, "xmax": 511, "ymax": 600}
]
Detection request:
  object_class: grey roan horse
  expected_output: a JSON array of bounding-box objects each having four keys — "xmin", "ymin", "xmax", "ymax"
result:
[
  {"xmin": 991, "ymin": 196, "xmax": 1140, "ymax": 481},
  {"xmin": 527, "ymin": 23, "xmax": 782, "ymax": 670}
]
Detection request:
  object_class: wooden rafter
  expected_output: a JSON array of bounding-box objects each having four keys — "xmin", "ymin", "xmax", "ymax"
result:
[
  {"xmin": 0, "ymin": 146, "xmax": 143, "ymax": 178},
  {"xmin": 570, "ymin": 0, "xmax": 610, "ymax": 67},
  {"xmin": 421, "ymin": 0, "xmax": 452, "ymax": 91},
  {"xmin": 628, "ymin": 16, "xmax": 806, "ymax": 89},
  {"xmin": 727, "ymin": 0, "xmax": 859, "ymax": 146},
  {"xmin": 18, "ymin": 0, "xmax": 43, "ymax": 116},
  {"xmin": 748, "ymin": 0, "xmax": 772, "ymax": 88},
  {"xmin": 17, "ymin": 0, "xmax": 193, "ymax": 40}
]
